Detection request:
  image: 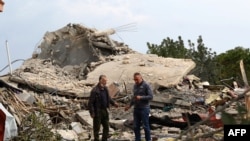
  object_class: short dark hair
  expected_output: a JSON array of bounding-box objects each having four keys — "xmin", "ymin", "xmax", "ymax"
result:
[
  {"xmin": 133, "ymin": 72, "xmax": 141, "ymax": 77},
  {"xmin": 99, "ymin": 74, "xmax": 106, "ymax": 81}
]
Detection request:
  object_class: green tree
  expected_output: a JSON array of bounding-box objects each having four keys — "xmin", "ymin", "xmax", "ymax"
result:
[
  {"xmin": 215, "ymin": 47, "xmax": 250, "ymax": 85},
  {"xmin": 187, "ymin": 36, "xmax": 217, "ymax": 83},
  {"xmin": 147, "ymin": 36, "xmax": 188, "ymax": 58},
  {"xmin": 147, "ymin": 35, "xmax": 218, "ymax": 83}
]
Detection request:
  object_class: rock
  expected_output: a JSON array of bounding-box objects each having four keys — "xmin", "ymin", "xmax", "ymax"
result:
[
  {"xmin": 75, "ymin": 110, "xmax": 93, "ymax": 127},
  {"xmin": 53, "ymin": 129, "xmax": 78, "ymax": 141},
  {"xmin": 70, "ymin": 122, "xmax": 85, "ymax": 134}
]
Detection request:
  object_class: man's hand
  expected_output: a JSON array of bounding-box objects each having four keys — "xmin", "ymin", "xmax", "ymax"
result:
[
  {"xmin": 124, "ymin": 105, "xmax": 131, "ymax": 111},
  {"xmin": 135, "ymin": 95, "xmax": 141, "ymax": 100}
]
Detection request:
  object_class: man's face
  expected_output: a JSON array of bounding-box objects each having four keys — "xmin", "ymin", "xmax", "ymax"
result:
[
  {"xmin": 100, "ymin": 76, "xmax": 107, "ymax": 86},
  {"xmin": 134, "ymin": 75, "xmax": 142, "ymax": 85}
]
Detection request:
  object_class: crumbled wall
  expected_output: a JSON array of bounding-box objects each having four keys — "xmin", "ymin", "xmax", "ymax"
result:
[
  {"xmin": 10, "ymin": 23, "xmax": 196, "ymax": 97},
  {"xmin": 33, "ymin": 23, "xmax": 134, "ymax": 67}
]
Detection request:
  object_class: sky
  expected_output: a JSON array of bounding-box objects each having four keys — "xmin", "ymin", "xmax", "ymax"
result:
[{"xmin": 1, "ymin": 0, "xmax": 250, "ymax": 75}]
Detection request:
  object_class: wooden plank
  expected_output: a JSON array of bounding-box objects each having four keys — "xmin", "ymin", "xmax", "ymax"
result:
[
  {"xmin": 240, "ymin": 60, "xmax": 249, "ymax": 87},
  {"xmin": 240, "ymin": 59, "xmax": 250, "ymax": 118}
]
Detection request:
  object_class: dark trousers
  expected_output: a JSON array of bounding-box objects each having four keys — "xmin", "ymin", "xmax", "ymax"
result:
[
  {"xmin": 93, "ymin": 109, "xmax": 109, "ymax": 141},
  {"xmin": 133, "ymin": 107, "xmax": 151, "ymax": 141}
]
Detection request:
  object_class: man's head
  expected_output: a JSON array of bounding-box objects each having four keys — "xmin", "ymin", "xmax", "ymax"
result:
[
  {"xmin": 99, "ymin": 74, "xmax": 107, "ymax": 87},
  {"xmin": 133, "ymin": 72, "xmax": 143, "ymax": 85}
]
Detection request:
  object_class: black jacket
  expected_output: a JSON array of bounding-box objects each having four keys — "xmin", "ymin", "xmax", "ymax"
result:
[{"xmin": 88, "ymin": 83, "xmax": 115, "ymax": 116}]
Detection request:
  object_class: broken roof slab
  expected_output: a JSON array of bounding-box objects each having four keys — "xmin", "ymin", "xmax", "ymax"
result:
[
  {"xmin": 9, "ymin": 53, "xmax": 195, "ymax": 97},
  {"xmin": 83, "ymin": 53, "xmax": 196, "ymax": 89},
  {"xmin": 8, "ymin": 23, "xmax": 195, "ymax": 97}
]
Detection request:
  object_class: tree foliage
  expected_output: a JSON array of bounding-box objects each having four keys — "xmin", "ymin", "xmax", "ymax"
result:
[
  {"xmin": 187, "ymin": 36, "xmax": 217, "ymax": 83},
  {"xmin": 146, "ymin": 36, "xmax": 250, "ymax": 85},
  {"xmin": 146, "ymin": 36, "xmax": 188, "ymax": 58},
  {"xmin": 147, "ymin": 35, "xmax": 217, "ymax": 83},
  {"xmin": 215, "ymin": 47, "xmax": 250, "ymax": 85}
]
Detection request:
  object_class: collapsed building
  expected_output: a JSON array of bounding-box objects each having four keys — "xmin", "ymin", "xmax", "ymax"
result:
[{"xmin": 1, "ymin": 23, "xmax": 245, "ymax": 141}]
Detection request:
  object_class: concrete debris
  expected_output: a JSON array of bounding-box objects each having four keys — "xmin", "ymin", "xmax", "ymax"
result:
[
  {"xmin": 70, "ymin": 122, "xmax": 85, "ymax": 135},
  {"xmin": 53, "ymin": 129, "xmax": 79, "ymax": 141},
  {"xmin": 1, "ymin": 71, "xmax": 234, "ymax": 140},
  {"xmin": 75, "ymin": 110, "xmax": 93, "ymax": 127},
  {"xmin": 0, "ymin": 23, "xmax": 246, "ymax": 140},
  {"xmin": 8, "ymin": 23, "xmax": 196, "ymax": 97},
  {"xmin": 15, "ymin": 92, "xmax": 36, "ymax": 105},
  {"xmin": 109, "ymin": 119, "xmax": 130, "ymax": 130},
  {"xmin": 34, "ymin": 24, "xmax": 133, "ymax": 67}
]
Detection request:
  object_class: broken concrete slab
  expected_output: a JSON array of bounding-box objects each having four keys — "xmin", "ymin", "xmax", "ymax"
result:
[
  {"xmin": 2, "ymin": 22, "xmax": 232, "ymax": 140},
  {"xmin": 150, "ymin": 95, "xmax": 174, "ymax": 108},
  {"xmin": 9, "ymin": 23, "xmax": 195, "ymax": 98},
  {"xmin": 174, "ymin": 99, "xmax": 191, "ymax": 108},
  {"xmin": 34, "ymin": 24, "xmax": 134, "ymax": 68},
  {"xmin": 9, "ymin": 58, "xmax": 92, "ymax": 97},
  {"xmin": 53, "ymin": 129, "xmax": 79, "ymax": 141},
  {"xmin": 70, "ymin": 122, "xmax": 85, "ymax": 135},
  {"xmin": 109, "ymin": 119, "xmax": 129, "ymax": 131},
  {"xmin": 10, "ymin": 51, "xmax": 195, "ymax": 98},
  {"xmin": 82, "ymin": 53, "xmax": 195, "ymax": 90},
  {"xmin": 0, "ymin": 77, "xmax": 22, "ymax": 93},
  {"xmin": 75, "ymin": 110, "xmax": 93, "ymax": 127},
  {"xmin": 15, "ymin": 92, "xmax": 36, "ymax": 105},
  {"xmin": 9, "ymin": 23, "xmax": 136, "ymax": 97}
]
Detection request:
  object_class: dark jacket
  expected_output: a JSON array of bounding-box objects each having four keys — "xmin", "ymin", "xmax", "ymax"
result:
[
  {"xmin": 130, "ymin": 80, "xmax": 153, "ymax": 108},
  {"xmin": 88, "ymin": 83, "xmax": 115, "ymax": 116}
]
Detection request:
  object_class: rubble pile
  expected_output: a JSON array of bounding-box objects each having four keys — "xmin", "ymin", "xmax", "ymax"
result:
[
  {"xmin": 9, "ymin": 23, "xmax": 196, "ymax": 98},
  {"xmin": 34, "ymin": 23, "xmax": 133, "ymax": 67},
  {"xmin": 0, "ymin": 23, "xmax": 247, "ymax": 140}
]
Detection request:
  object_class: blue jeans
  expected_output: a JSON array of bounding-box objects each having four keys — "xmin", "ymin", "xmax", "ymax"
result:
[{"xmin": 133, "ymin": 107, "xmax": 151, "ymax": 141}]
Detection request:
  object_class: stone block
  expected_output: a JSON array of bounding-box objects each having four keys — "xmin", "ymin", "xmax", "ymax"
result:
[
  {"xmin": 16, "ymin": 92, "xmax": 35, "ymax": 105},
  {"xmin": 76, "ymin": 110, "xmax": 93, "ymax": 127}
]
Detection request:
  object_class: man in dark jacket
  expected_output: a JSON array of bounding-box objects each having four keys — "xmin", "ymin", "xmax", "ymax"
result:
[
  {"xmin": 88, "ymin": 75, "xmax": 118, "ymax": 141},
  {"xmin": 125, "ymin": 72, "xmax": 153, "ymax": 141}
]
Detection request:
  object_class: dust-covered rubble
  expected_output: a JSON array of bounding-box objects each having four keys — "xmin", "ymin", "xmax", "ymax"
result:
[{"xmin": 1, "ymin": 23, "xmax": 246, "ymax": 141}]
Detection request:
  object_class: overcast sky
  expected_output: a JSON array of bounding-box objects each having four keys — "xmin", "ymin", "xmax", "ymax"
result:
[{"xmin": 1, "ymin": 0, "xmax": 250, "ymax": 75}]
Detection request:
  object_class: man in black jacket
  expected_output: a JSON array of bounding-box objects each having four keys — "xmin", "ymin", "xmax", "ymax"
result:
[{"xmin": 88, "ymin": 74, "xmax": 118, "ymax": 141}]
